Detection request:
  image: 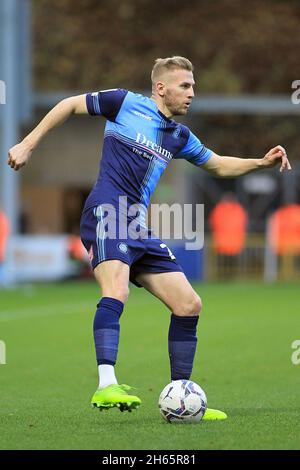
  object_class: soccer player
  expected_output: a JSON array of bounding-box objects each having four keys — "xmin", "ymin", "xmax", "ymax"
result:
[{"xmin": 8, "ymin": 56, "xmax": 291, "ymax": 419}]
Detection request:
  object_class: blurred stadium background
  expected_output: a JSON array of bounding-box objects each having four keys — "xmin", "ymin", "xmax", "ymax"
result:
[
  {"xmin": 1, "ymin": 0, "xmax": 300, "ymax": 284},
  {"xmin": 1, "ymin": 0, "xmax": 300, "ymax": 451}
]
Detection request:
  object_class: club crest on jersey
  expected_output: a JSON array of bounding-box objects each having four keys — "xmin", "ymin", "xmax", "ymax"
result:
[
  {"xmin": 172, "ymin": 126, "xmax": 181, "ymax": 139},
  {"xmin": 118, "ymin": 242, "xmax": 128, "ymax": 254}
]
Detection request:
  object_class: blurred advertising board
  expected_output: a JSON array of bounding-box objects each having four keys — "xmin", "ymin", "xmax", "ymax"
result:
[{"xmin": 4, "ymin": 236, "xmax": 75, "ymax": 283}]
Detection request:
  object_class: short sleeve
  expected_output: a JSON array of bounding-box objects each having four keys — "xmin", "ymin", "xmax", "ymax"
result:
[
  {"xmin": 175, "ymin": 130, "xmax": 213, "ymax": 166},
  {"xmin": 86, "ymin": 88, "xmax": 128, "ymax": 121}
]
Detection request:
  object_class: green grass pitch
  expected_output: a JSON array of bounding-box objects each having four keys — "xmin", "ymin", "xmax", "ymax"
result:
[{"xmin": 0, "ymin": 281, "xmax": 300, "ymax": 450}]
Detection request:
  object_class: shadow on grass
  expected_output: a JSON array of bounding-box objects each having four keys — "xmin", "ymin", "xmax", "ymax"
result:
[{"xmin": 226, "ymin": 407, "xmax": 300, "ymax": 418}]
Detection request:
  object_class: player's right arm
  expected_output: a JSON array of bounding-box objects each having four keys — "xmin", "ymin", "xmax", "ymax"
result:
[{"xmin": 8, "ymin": 94, "xmax": 87, "ymax": 171}]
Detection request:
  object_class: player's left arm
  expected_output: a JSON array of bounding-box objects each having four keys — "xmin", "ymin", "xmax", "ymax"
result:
[{"xmin": 202, "ymin": 145, "xmax": 291, "ymax": 177}]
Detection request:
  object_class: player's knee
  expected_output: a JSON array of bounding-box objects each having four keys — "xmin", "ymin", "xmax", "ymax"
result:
[
  {"xmin": 113, "ymin": 286, "xmax": 130, "ymax": 304},
  {"xmin": 187, "ymin": 294, "xmax": 202, "ymax": 316},
  {"xmin": 102, "ymin": 285, "xmax": 129, "ymax": 304},
  {"xmin": 174, "ymin": 293, "xmax": 202, "ymax": 316}
]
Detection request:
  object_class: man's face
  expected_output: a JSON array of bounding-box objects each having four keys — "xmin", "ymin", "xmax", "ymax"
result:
[{"xmin": 160, "ymin": 69, "xmax": 195, "ymax": 116}]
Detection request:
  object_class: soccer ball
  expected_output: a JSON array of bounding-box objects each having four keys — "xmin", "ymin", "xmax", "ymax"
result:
[{"xmin": 158, "ymin": 380, "xmax": 207, "ymax": 423}]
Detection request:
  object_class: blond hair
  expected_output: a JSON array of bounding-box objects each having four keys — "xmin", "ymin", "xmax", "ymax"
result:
[{"xmin": 151, "ymin": 56, "xmax": 194, "ymax": 84}]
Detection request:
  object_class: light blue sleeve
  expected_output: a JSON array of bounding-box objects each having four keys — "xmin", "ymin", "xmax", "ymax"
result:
[{"xmin": 175, "ymin": 130, "xmax": 213, "ymax": 166}]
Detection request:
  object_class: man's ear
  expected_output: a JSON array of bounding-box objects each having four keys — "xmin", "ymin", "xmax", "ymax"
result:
[{"xmin": 156, "ymin": 81, "xmax": 165, "ymax": 97}]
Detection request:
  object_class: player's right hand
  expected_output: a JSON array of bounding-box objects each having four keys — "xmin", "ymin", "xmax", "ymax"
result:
[{"xmin": 7, "ymin": 141, "xmax": 32, "ymax": 171}]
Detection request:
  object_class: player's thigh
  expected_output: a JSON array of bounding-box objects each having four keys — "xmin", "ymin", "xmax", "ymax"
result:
[
  {"xmin": 94, "ymin": 260, "xmax": 130, "ymax": 303},
  {"xmin": 135, "ymin": 271, "xmax": 202, "ymax": 316}
]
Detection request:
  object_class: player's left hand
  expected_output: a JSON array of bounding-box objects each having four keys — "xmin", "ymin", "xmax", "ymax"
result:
[{"xmin": 261, "ymin": 145, "xmax": 291, "ymax": 172}]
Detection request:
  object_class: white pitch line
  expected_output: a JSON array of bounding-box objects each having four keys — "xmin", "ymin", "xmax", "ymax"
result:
[
  {"xmin": 0, "ymin": 295, "xmax": 151, "ymax": 322},
  {"xmin": 0, "ymin": 301, "xmax": 94, "ymax": 322}
]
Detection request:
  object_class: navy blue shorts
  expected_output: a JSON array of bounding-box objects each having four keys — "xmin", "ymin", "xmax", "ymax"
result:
[{"xmin": 80, "ymin": 205, "xmax": 183, "ymax": 287}]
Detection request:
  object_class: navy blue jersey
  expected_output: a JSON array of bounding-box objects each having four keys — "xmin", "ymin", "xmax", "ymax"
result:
[{"xmin": 84, "ymin": 89, "xmax": 212, "ymax": 213}]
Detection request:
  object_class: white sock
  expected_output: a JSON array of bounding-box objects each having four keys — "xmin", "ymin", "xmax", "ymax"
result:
[{"xmin": 98, "ymin": 364, "xmax": 118, "ymax": 389}]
